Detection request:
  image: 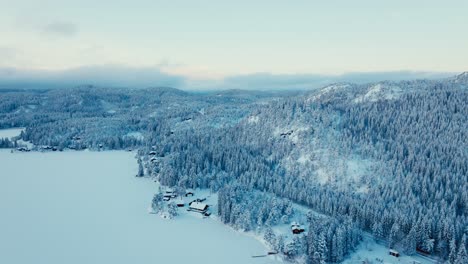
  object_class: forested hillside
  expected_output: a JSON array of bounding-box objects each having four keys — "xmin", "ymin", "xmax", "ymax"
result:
[{"xmin": 0, "ymin": 73, "xmax": 466, "ymax": 263}]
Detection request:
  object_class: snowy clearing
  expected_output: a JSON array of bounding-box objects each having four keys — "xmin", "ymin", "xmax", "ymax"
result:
[
  {"xmin": 0, "ymin": 150, "xmax": 281, "ymax": 264},
  {"xmin": 343, "ymin": 234, "xmax": 433, "ymax": 264},
  {"xmin": 0, "ymin": 127, "xmax": 24, "ymax": 139}
]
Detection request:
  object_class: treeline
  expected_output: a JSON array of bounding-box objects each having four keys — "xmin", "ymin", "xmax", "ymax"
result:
[
  {"xmin": 218, "ymin": 183, "xmax": 294, "ymax": 230},
  {"xmin": 306, "ymin": 215, "xmax": 361, "ymax": 263},
  {"xmin": 145, "ymin": 79, "xmax": 467, "ymax": 262}
]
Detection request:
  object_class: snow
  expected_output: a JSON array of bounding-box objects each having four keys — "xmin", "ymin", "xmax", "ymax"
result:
[
  {"xmin": 353, "ymin": 84, "xmax": 403, "ymax": 103},
  {"xmin": 0, "ymin": 127, "xmax": 24, "ymax": 139},
  {"xmin": 124, "ymin": 131, "xmax": 144, "ymax": 141},
  {"xmin": 343, "ymin": 234, "xmax": 433, "ymax": 264},
  {"xmin": 307, "ymin": 83, "xmax": 351, "ymax": 102},
  {"xmin": 0, "ymin": 150, "xmax": 281, "ymax": 264},
  {"xmin": 248, "ymin": 115, "xmax": 260, "ymax": 124}
]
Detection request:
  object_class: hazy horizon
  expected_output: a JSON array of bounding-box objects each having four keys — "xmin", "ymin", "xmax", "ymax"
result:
[
  {"xmin": 0, "ymin": 66, "xmax": 459, "ymax": 91},
  {"xmin": 1, "ymin": 0, "xmax": 467, "ymax": 90}
]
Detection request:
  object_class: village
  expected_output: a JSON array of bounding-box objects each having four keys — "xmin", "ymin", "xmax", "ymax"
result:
[
  {"xmin": 149, "ymin": 183, "xmax": 431, "ymax": 264},
  {"xmin": 149, "ymin": 182, "xmax": 313, "ymax": 260},
  {"xmin": 150, "ymin": 186, "xmax": 213, "ymax": 219}
]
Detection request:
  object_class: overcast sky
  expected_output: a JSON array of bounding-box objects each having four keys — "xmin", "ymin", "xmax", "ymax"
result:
[{"xmin": 0, "ymin": 0, "xmax": 466, "ymax": 89}]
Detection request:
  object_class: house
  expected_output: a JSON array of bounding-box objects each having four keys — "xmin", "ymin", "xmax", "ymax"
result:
[
  {"xmin": 188, "ymin": 202, "xmax": 209, "ymax": 213},
  {"xmin": 163, "ymin": 189, "xmax": 177, "ymax": 199},
  {"xmin": 176, "ymin": 200, "xmax": 185, "ymax": 207},
  {"xmin": 389, "ymin": 249, "xmax": 400, "ymax": 257},
  {"xmin": 163, "ymin": 193, "xmax": 177, "ymax": 201},
  {"xmin": 291, "ymin": 222, "xmax": 305, "ymax": 234},
  {"xmin": 149, "ymin": 151, "xmax": 157, "ymax": 156},
  {"xmin": 163, "ymin": 196, "xmax": 170, "ymax": 201},
  {"xmin": 150, "ymin": 157, "xmax": 157, "ymax": 163},
  {"xmin": 185, "ymin": 190, "xmax": 194, "ymax": 197}
]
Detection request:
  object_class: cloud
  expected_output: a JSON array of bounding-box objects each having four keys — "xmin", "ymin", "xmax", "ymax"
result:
[
  {"xmin": 188, "ymin": 71, "xmax": 455, "ymax": 91},
  {"xmin": 42, "ymin": 22, "xmax": 78, "ymax": 37},
  {"xmin": 0, "ymin": 66, "xmax": 456, "ymax": 91},
  {"xmin": 0, "ymin": 46, "xmax": 18, "ymax": 60},
  {"xmin": 0, "ymin": 65, "xmax": 186, "ymax": 89}
]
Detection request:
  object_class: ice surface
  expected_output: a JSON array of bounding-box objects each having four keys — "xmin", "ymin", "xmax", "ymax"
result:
[{"xmin": 0, "ymin": 150, "xmax": 281, "ymax": 264}]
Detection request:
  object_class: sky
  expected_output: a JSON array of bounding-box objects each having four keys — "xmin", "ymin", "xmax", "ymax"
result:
[{"xmin": 0, "ymin": 0, "xmax": 467, "ymax": 90}]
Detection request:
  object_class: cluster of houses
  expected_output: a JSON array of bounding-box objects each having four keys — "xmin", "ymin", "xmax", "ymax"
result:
[
  {"xmin": 162, "ymin": 188, "xmax": 211, "ymax": 217},
  {"xmin": 163, "ymin": 189, "xmax": 177, "ymax": 201},
  {"xmin": 40, "ymin": 145, "xmax": 58, "ymax": 151},
  {"xmin": 17, "ymin": 145, "xmax": 60, "ymax": 152},
  {"xmin": 16, "ymin": 147, "xmax": 31, "ymax": 152},
  {"xmin": 279, "ymin": 130, "xmax": 294, "ymax": 138}
]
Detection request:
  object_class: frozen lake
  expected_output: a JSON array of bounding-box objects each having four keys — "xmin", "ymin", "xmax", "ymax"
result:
[{"xmin": 0, "ymin": 150, "xmax": 280, "ymax": 264}]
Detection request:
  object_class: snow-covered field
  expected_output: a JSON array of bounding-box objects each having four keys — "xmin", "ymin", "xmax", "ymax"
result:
[
  {"xmin": 0, "ymin": 150, "xmax": 281, "ymax": 264},
  {"xmin": 343, "ymin": 234, "xmax": 433, "ymax": 264},
  {"xmin": 0, "ymin": 127, "xmax": 24, "ymax": 139}
]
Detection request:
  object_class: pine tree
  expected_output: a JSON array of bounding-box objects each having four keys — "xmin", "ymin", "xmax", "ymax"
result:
[
  {"xmin": 137, "ymin": 158, "xmax": 144, "ymax": 177},
  {"xmin": 264, "ymin": 227, "xmax": 276, "ymax": 248},
  {"xmin": 389, "ymin": 222, "xmax": 400, "ymax": 248},
  {"xmin": 402, "ymin": 225, "xmax": 417, "ymax": 255},
  {"xmin": 448, "ymin": 238, "xmax": 457, "ymax": 264},
  {"xmin": 455, "ymin": 235, "xmax": 467, "ymax": 264},
  {"xmin": 167, "ymin": 202, "xmax": 178, "ymax": 218}
]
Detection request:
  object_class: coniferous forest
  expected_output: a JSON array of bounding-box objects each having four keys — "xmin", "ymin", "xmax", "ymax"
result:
[{"xmin": 1, "ymin": 74, "xmax": 466, "ymax": 263}]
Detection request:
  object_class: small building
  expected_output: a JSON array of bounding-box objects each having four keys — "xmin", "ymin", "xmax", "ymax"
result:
[
  {"xmin": 185, "ymin": 191, "xmax": 194, "ymax": 197},
  {"xmin": 149, "ymin": 151, "xmax": 157, "ymax": 156},
  {"xmin": 188, "ymin": 202, "xmax": 209, "ymax": 213},
  {"xmin": 291, "ymin": 222, "xmax": 305, "ymax": 234},
  {"xmin": 176, "ymin": 200, "xmax": 185, "ymax": 207},
  {"xmin": 163, "ymin": 196, "xmax": 170, "ymax": 201},
  {"xmin": 203, "ymin": 211, "xmax": 211, "ymax": 217},
  {"xmin": 389, "ymin": 249, "xmax": 400, "ymax": 257},
  {"xmin": 163, "ymin": 193, "xmax": 176, "ymax": 200},
  {"xmin": 164, "ymin": 189, "xmax": 177, "ymax": 198}
]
